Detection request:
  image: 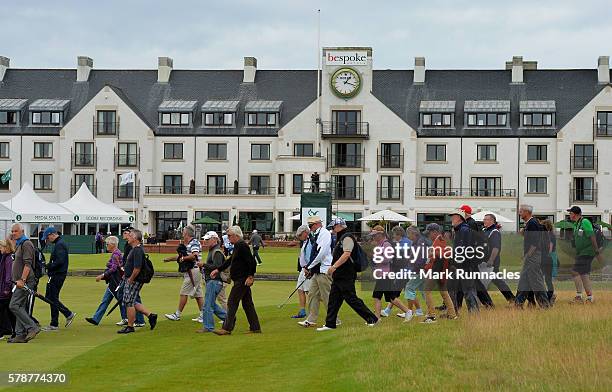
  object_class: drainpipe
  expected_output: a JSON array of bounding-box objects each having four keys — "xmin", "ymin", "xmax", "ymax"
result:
[
  {"xmin": 516, "ymin": 137, "xmax": 521, "ymax": 232},
  {"xmin": 459, "ymin": 137, "xmax": 463, "ymax": 191}
]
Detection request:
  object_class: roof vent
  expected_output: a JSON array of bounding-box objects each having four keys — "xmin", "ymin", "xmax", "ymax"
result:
[
  {"xmin": 414, "ymin": 57, "xmax": 425, "ymax": 84},
  {"xmin": 158, "ymin": 57, "xmax": 173, "ymax": 83},
  {"xmin": 598, "ymin": 56, "xmax": 610, "ymax": 84},
  {"xmin": 0, "ymin": 56, "xmax": 9, "ymax": 82},
  {"xmin": 77, "ymin": 56, "xmax": 93, "ymax": 82},
  {"xmin": 243, "ymin": 57, "xmax": 257, "ymax": 83}
]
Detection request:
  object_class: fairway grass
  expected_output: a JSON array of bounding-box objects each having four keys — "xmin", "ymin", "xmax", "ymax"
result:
[{"xmin": 0, "ymin": 277, "xmax": 610, "ymax": 391}]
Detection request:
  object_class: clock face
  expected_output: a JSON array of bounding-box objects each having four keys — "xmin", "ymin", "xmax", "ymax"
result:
[{"xmin": 331, "ymin": 68, "xmax": 361, "ymax": 98}]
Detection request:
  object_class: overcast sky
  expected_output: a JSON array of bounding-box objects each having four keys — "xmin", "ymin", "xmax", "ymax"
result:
[{"xmin": 4, "ymin": 0, "xmax": 611, "ymax": 70}]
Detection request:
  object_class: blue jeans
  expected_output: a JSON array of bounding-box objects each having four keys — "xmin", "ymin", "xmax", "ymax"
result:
[
  {"xmin": 92, "ymin": 287, "xmax": 144, "ymax": 324},
  {"xmin": 202, "ymin": 280, "xmax": 226, "ymax": 331}
]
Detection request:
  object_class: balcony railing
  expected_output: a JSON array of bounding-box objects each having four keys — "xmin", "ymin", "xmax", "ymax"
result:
[
  {"xmin": 327, "ymin": 154, "xmax": 365, "ymax": 169},
  {"xmin": 570, "ymin": 188, "xmax": 597, "ymax": 204},
  {"xmin": 415, "ymin": 188, "xmax": 517, "ymax": 198},
  {"xmin": 71, "ymin": 152, "xmax": 97, "ymax": 169},
  {"xmin": 377, "ymin": 154, "xmax": 404, "ymax": 170},
  {"xmin": 594, "ymin": 120, "xmax": 612, "ymax": 137},
  {"xmin": 377, "ymin": 186, "xmax": 403, "ymax": 202},
  {"xmin": 94, "ymin": 120, "xmax": 119, "ymax": 135},
  {"xmin": 144, "ymin": 186, "xmax": 276, "ymax": 196},
  {"xmin": 570, "ymin": 154, "xmax": 598, "ymax": 172},
  {"xmin": 115, "ymin": 153, "xmax": 140, "ymax": 169},
  {"xmin": 320, "ymin": 121, "xmax": 369, "ymax": 138},
  {"xmin": 71, "ymin": 184, "xmax": 96, "ymax": 197},
  {"xmin": 301, "ymin": 181, "xmax": 365, "ymax": 202}
]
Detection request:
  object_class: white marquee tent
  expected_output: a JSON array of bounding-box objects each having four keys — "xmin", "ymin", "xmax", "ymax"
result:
[
  {"xmin": 59, "ymin": 183, "xmax": 132, "ymax": 223},
  {"xmin": 0, "ymin": 182, "xmax": 74, "ymax": 223}
]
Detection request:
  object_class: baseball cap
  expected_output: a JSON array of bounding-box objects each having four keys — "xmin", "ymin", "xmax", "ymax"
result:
[
  {"xmin": 122, "ymin": 226, "xmax": 134, "ymax": 233},
  {"xmin": 296, "ymin": 224, "xmax": 310, "ymax": 236},
  {"xmin": 567, "ymin": 206, "xmax": 582, "ymax": 214},
  {"xmin": 252, "ymin": 229, "xmax": 258, "ymax": 234},
  {"xmin": 202, "ymin": 231, "xmax": 219, "ymax": 240},
  {"xmin": 449, "ymin": 209, "xmax": 467, "ymax": 220},
  {"xmin": 307, "ymin": 215, "xmax": 322, "ymax": 225},
  {"xmin": 424, "ymin": 223, "xmax": 442, "ymax": 234},
  {"xmin": 459, "ymin": 204, "xmax": 473, "ymax": 215},
  {"xmin": 43, "ymin": 227, "xmax": 57, "ymax": 238},
  {"xmin": 327, "ymin": 217, "xmax": 347, "ymax": 229}
]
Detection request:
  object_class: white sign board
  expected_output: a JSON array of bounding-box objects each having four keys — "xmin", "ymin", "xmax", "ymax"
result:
[
  {"xmin": 325, "ymin": 50, "xmax": 368, "ymax": 66},
  {"xmin": 301, "ymin": 207, "xmax": 328, "ymax": 226}
]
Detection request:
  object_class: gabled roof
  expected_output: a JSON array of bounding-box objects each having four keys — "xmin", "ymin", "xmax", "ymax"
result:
[{"xmin": 0, "ymin": 98, "xmax": 27, "ymax": 110}]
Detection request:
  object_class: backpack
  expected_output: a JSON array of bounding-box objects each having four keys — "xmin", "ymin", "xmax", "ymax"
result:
[
  {"xmin": 214, "ymin": 248, "xmax": 231, "ymax": 284},
  {"xmin": 593, "ymin": 224, "xmax": 606, "ymax": 248},
  {"xmin": 135, "ymin": 253, "xmax": 155, "ymax": 284},
  {"xmin": 33, "ymin": 248, "xmax": 46, "ymax": 279},
  {"xmin": 336, "ymin": 233, "xmax": 369, "ymax": 272}
]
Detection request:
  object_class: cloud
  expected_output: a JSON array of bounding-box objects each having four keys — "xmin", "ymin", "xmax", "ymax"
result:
[{"xmin": 2, "ymin": 0, "xmax": 609, "ymax": 69}]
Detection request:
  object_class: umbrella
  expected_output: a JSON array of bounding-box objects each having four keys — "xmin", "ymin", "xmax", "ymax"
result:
[
  {"xmin": 471, "ymin": 210, "xmax": 515, "ymax": 223},
  {"xmin": 358, "ymin": 209, "xmax": 413, "ymax": 222},
  {"xmin": 192, "ymin": 216, "xmax": 221, "ymax": 225},
  {"xmin": 554, "ymin": 221, "xmax": 575, "ymax": 229},
  {"xmin": 596, "ymin": 220, "xmax": 612, "ymax": 230}
]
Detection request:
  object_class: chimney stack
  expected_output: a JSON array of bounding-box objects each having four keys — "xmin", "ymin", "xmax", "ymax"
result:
[
  {"xmin": 413, "ymin": 57, "xmax": 425, "ymax": 84},
  {"xmin": 598, "ymin": 56, "xmax": 610, "ymax": 84},
  {"xmin": 0, "ymin": 56, "xmax": 9, "ymax": 82},
  {"xmin": 511, "ymin": 56, "xmax": 524, "ymax": 84},
  {"xmin": 243, "ymin": 57, "xmax": 257, "ymax": 83},
  {"xmin": 76, "ymin": 56, "xmax": 93, "ymax": 82},
  {"xmin": 158, "ymin": 57, "xmax": 173, "ymax": 83}
]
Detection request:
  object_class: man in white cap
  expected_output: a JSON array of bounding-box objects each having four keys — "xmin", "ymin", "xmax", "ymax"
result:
[
  {"xmin": 196, "ymin": 231, "xmax": 227, "ymax": 332},
  {"xmin": 317, "ymin": 218, "xmax": 378, "ymax": 331}
]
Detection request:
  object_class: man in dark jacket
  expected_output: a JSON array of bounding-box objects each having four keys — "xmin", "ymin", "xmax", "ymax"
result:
[
  {"xmin": 449, "ymin": 210, "xmax": 479, "ymax": 313},
  {"xmin": 42, "ymin": 227, "xmax": 76, "ymax": 331},
  {"xmin": 211, "ymin": 226, "xmax": 260, "ymax": 335}
]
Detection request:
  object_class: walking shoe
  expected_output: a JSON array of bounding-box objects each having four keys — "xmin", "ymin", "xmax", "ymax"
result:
[
  {"xmin": 550, "ymin": 294, "xmax": 557, "ymax": 304},
  {"xmin": 586, "ymin": 296, "xmax": 594, "ymax": 304},
  {"xmin": 65, "ymin": 312, "xmax": 77, "ymax": 328},
  {"xmin": 164, "ymin": 312, "xmax": 180, "ymax": 321},
  {"xmin": 336, "ymin": 319, "xmax": 342, "ymax": 326},
  {"xmin": 85, "ymin": 317, "xmax": 99, "ymax": 326},
  {"xmin": 316, "ymin": 326, "xmax": 334, "ymax": 332},
  {"xmin": 25, "ymin": 326, "xmax": 41, "ymax": 341},
  {"xmin": 213, "ymin": 329, "xmax": 231, "ymax": 336},
  {"xmin": 380, "ymin": 308, "xmax": 390, "ymax": 317},
  {"xmin": 116, "ymin": 319, "xmax": 128, "ymax": 326},
  {"xmin": 7, "ymin": 335, "xmax": 27, "ymax": 343},
  {"xmin": 404, "ymin": 311, "xmax": 414, "ymax": 323},
  {"xmin": 421, "ymin": 316, "xmax": 437, "ymax": 324},
  {"xmin": 396, "ymin": 312, "xmax": 405, "ymax": 318},
  {"xmin": 192, "ymin": 317, "xmax": 203, "ymax": 323},
  {"xmin": 117, "ymin": 326, "xmax": 135, "ymax": 334},
  {"xmin": 41, "ymin": 325, "xmax": 59, "ymax": 332},
  {"xmin": 297, "ymin": 320, "xmax": 316, "ymax": 327},
  {"xmin": 148, "ymin": 313, "xmax": 158, "ymax": 330},
  {"xmin": 291, "ymin": 309, "xmax": 306, "ymax": 318},
  {"xmin": 134, "ymin": 322, "xmax": 146, "ymax": 328},
  {"xmin": 569, "ymin": 296, "xmax": 584, "ymax": 305},
  {"xmin": 415, "ymin": 308, "xmax": 424, "ymax": 317},
  {"xmin": 365, "ymin": 320, "xmax": 379, "ymax": 327}
]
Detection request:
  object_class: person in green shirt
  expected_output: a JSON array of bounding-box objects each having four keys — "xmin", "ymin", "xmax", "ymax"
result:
[{"xmin": 568, "ymin": 206, "xmax": 603, "ymax": 304}]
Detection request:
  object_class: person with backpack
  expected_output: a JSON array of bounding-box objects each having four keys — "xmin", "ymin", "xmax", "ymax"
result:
[
  {"xmin": 369, "ymin": 226, "xmax": 411, "ymax": 320},
  {"xmin": 210, "ymin": 226, "xmax": 260, "ymax": 335},
  {"xmin": 297, "ymin": 216, "xmax": 338, "ymax": 328},
  {"xmin": 117, "ymin": 229, "xmax": 157, "ymax": 334},
  {"xmin": 116, "ymin": 227, "xmax": 146, "ymax": 327},
  {"xmin": 449, "ymin": 209, "xmax": 480, "ymax": 313},
  {"xmin": 164, "ymin": 226, "xmax": 204, "ymax": 322},
  {"xmin": 316, "ymin": 218, "xmax": 378, "ymax": 331},
  {"xmin": 196, "ymin": 231, "xmax": 227, "ymax": 333},
  {"xmin": 514, "ymin": 205, "xmax": 550, "ymax": 309},
  {"xmin": 568, "ymin": 206, "xmax": 604, "ymax": 304},
  {"xmin": 483, "ymin": 214, "xmax": 515, "ymax": 304},
  {"xmin": 41, "ymin": 227, "xmax": 76, "ymax": 331},
  {"xmin": 7, "ymin": 223, "xmax": 40, "ymax": 343}
]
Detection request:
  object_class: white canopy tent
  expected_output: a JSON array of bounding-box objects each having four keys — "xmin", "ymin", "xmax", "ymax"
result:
[
  {"xmin": 59, "ymin": 183, "xmax": 132, "ymax": 223},
  {"xmin": 471, "ymin": 210, "xmax": 515, "ymax": 223},
  {"xmin": 0, "ymin": 182, "xmax": 74, "ymax": 223},
  {"xmin": 358, "ymin": 209, "xmax": 413, "ymax": 222}
]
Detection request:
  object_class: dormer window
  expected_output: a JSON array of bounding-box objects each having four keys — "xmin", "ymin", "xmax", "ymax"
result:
[
  {"xmin": 29, "ymin": 99, "xmax": 70, "ymax": 126},
  {"xmin": 464, "ymin": 100, "xmax": 510, "ymax": 128},
  {"xmin": 520, "ymin": 101, "xmax": 556, "ymax": 128},
  {"xmin": 419, "ymin": 101, "xmax": 455, "ymax": 128},
  {"xmin": 201, "ymin": 101, "xmax": 238, "ymax": 127},
  {"xmin": 0, "ymin": 99, "xmax": 27, "ymax": 126},
  {"xmin": 245, "ymin": 100, "xmax": 282, "ymax": 127},
  {"xmin": 158, "ymin": 100, "xmax": 197, "ymax": 127}
]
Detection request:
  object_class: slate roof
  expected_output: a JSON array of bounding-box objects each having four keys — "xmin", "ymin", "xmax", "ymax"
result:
[{"xmin": 0, "ymin": 67, "xmax": 610, "ymax": 138}]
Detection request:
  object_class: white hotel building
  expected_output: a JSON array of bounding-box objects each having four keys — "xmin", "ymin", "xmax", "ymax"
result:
[{"xmin": 0, "ymin": 48, "xmax": 610, "ymax": 239}]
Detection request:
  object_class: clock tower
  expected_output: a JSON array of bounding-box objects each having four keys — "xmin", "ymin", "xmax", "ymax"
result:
[{"xmin": 321, "ymin": 47, "xmax": 373, "ymax": 102}]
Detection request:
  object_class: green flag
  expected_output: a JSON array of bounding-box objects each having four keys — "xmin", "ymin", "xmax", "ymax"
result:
[{"xmin": 1, "ymin": 169, "xmax": 11, "ymax": 184}]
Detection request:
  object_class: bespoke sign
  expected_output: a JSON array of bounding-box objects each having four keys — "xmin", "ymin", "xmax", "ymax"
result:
[{"xmin": 325, "ymin": 51, "xmax": 368, "ymax": 66}]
